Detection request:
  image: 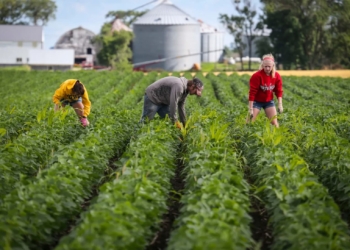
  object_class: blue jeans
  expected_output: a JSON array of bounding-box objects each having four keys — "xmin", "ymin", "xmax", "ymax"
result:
[
  {"xmin": 253, "ymin": 100, "xmax": 275, "ymax": 110},
  {"xmin": 140, "ymin": 94, "xmax": 170, "ymax": 123}
]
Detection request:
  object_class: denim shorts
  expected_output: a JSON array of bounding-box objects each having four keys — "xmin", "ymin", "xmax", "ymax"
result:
[
  {"xmin": 60, "ymin": 97, "xmax": 82, "ymax": 106},
  {"xmin": 253, "ymin": 100, "xmax": 275, "ymax": 110}
]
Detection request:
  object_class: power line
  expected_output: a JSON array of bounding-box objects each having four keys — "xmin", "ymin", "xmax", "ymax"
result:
[{"xmin": 131, "ymin": 0, "xmax": 158, "ymax": 11}]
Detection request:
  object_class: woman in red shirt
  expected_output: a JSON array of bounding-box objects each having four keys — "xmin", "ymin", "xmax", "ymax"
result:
[{"xmin": 248, "ymin": 54, "xmax": 283, "ymax": 127}]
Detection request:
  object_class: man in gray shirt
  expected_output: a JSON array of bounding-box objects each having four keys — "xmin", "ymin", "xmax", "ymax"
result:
[{"xmin": 140, "ymin": 76, "xmax": 204, "ymax": 126}]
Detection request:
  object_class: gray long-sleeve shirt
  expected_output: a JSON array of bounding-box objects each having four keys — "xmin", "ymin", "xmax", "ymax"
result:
[{"xmin": 145, "ymin": 76, "xmax": 188, "ymax": 124}]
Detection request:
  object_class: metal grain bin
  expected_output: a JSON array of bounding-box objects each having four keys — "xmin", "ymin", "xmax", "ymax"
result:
[
  {"xmin": 132, "ymin": 0, "xmax": 200, "ymax": 71},
  {"xmin": 200, "ymin": 20, "xmax": 224, "ymax": 63}
]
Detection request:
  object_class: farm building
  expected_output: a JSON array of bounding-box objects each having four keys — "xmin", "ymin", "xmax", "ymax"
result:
[
  {"xmin": 132, "ymin": 0, "xmax": 201, "ymax": 71},
  {"xmin": 54, "ymin": 26, "xmax": 97, "ymax": 68},
  {"xmin": 0, "ymin": 25, "xmax": 43, "ymax": 49},
  {"xmin": 199, "ymin": 19, "xmax": 224, "ymax": 63},
  {"xmin": 0, "ymin": 25, "xmax": 74, "ymax": 70}
]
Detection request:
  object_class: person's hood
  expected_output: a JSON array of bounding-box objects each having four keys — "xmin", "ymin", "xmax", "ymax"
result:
[{"xmin": 64, "ymin": 79, "xmax": 78, "ymax": 89}]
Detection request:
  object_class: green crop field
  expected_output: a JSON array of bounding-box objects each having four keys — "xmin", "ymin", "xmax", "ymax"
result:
[{"xmin": 0, "ymin": 69, "xmax": 350, "ymax": 250}]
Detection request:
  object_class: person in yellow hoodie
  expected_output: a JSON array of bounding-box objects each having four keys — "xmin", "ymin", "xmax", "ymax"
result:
[{"xmin": 53, "ymin": 79, "xmax": 91, "ymax": 127}]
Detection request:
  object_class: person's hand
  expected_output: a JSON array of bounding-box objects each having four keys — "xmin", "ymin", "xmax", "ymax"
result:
[
  {"xmin": 249, "ymin": 108, "xmax": 254, "ymax": 120},
  {"xmin": 278, "ymin": 103, "xmax": 283, "ymax": 114},
  {"xmin": 80, "ymin": 117, "xmax": 89, "ymax": 127},
  {"xmin": 54, "ymin": 104, "xmax": 61, "ymax": 112},
  {"xmin": 175, "ymin": 121, "xmax": 182, "ymax": 129}
]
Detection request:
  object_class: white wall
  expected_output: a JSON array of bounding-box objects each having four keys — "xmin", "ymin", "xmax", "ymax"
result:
[
  {"xmin": 0, "ymin": 47, "xmax": 29, "ymax": 64},
  {"xmin": 29, "ymin": 49, "xmax": 74, "ymax": 65},
  {"xmin": 0, "ymin": 47, "xmax": 74, "ymax": 65}
]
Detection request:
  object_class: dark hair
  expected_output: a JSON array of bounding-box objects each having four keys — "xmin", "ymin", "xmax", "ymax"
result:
[
  {"xmin": 72, "ymin": 80, "xmax": 85, "ymax": 96},
  {"xmin": 189, "ymin": 77, "xmax": 203, "ymax": 89}
]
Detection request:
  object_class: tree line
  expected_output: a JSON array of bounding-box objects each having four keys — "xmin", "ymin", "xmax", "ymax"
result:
[
  {"xmin": 220, "ymin": 0, "xmax": 350, "ymax": 70},
  {"xmin": 0, "ymin": 0, "xmax": 56, "ymax": 26}
]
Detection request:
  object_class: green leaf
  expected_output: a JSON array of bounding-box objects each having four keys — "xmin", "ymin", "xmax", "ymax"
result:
[
  {"xmin": 275, "ymin": 164, "xmax": 284, "ymax": 172},
  {"xmin": 281, "ymin": 184, "xmax": 289, "ymax": 196},
  {"xmin": 0, "ymin": 128, "xmax": 6, "ymax": 137}
]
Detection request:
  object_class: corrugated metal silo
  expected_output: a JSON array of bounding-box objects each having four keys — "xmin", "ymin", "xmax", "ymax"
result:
[
  {"xmin": 132, "ymin": 0, "xmax": 200, "ymax": 71},
  {"xmin": 200, "ymin": 20, "xmax": 224, "ymax": 63}
]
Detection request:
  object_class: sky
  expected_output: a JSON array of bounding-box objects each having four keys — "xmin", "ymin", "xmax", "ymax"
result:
[{"xmin": 43, "ymin": 0, "xmax": 262, "ymax": 49}]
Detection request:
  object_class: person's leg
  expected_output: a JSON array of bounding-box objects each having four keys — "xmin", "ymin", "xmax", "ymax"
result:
[
  {"xmin": 251, "ymin": 108, "xmax": 260, "ymax": 122},
  {"xmin": 71, "ymin": 101, "xmax": 84, "ymax": 118},
  {"xmin": 264, "ymin": 104, "xmax": 279, "ymax": 127},
  {"xmin": 140, "ymin": 94, "xmax": 160, "ymax": 123},
  {"xmin": 157, "ymin": 105, "xmax": 170, "ymax": 119}
]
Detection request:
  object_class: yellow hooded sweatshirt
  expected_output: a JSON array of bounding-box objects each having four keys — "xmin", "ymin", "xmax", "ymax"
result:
[{"xmin": 53, "ymin": 79, "xmax": 91, "ymax": 117}]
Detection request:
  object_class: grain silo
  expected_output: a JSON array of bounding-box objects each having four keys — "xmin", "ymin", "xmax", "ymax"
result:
[
  {"xmin": 132, "ymin": 0, "xmax": 200, "ymax": 71},
  {"xmin": 199, "ymin": 20, "xmax": 224, "ymax": 63}
]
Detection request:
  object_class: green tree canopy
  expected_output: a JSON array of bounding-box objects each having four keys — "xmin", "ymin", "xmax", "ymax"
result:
[
  {"xmin": 261, "ymin": 0, "xmax": 349, "ymax": 69},
  {"xmin": 105, "ymin": 10, "xmax": 147, "ymax": 26},
  {"xmin": 0, "ymin": 0, "xmax": 56, "ymax": 25},
  {"xmin": 94, "ymin": 22, "xmax": 133, "ymax": 70},
  {"xmin": 95, "ymin": 9, "xmax": 146, "ymax": 70}
]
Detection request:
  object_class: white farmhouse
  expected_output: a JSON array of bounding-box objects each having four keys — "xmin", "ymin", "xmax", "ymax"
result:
[{"xmin": 0, "ymin": 25, "xmax": 74, "ymax": 70}]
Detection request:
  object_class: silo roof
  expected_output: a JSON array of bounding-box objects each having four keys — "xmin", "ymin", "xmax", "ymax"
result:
[{"xmin": 133, "ymin": 0, "xmax": 198, "ymax": 25}]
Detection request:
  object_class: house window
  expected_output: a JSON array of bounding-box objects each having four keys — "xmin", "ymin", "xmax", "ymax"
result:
[
  {"xmin": 16, "ymin": 58, "xmax": 22, "ymax": 63},
  {"xmin": 32, "ymin": 42, "xmax": 37, "ymax": 48},
  {"xmin": 18, "ymin": 41, "xmax": 23, "ymax": 47}
]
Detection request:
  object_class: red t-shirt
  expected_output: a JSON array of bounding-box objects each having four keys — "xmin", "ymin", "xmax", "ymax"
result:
[{"xmin": 249, "ymin": 70, "xmax": 283, "ymax": 102}]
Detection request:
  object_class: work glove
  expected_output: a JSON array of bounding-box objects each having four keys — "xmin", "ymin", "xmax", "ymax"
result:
[
  {"xmin": 175, "ymin": 121, "xmax": 182, "ymax": 129},
  {"xmin": 80, "ymin": 117, "xmax": 89, "ymax": 127},
  {"xmin": 278, "ymin": 103, "xmax": 283, "ymax": 114}
]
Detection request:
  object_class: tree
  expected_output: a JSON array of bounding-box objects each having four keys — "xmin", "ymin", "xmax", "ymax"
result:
[
  {"xmin": 105, "ymin": 10, "xmax": 147, "ymax": 27},
  {"xmin": 94, "ymin": 10, "xmax": 145, "ymax": 70},
  {"xmin": 263, "ymin": 10, "xmax": 303, "ymax": 69},
  {"xmin": 262, "ymin": 0, "xmax": 334, "ymax": 69},
  {"xmin": 0, "ymin": 0, "xmax": 24, "ymax": 24},
  {"xmin": 326, "ymin": 0, "xmax": 350, "ymax": 68},
  {"xmin": 220, "ymin": 13, "xmax": 246, "ymax": 70},
  {"xmin": 24, "ymin": 0, "xmax": 56, "ymax": 26},
  {"xmin": 94, "ymin": 22, "xmax": 133, "ymax": 70},
  {"xmin": 220, "ymin": 0, "xmax": 262, "ymax": 70},
  {"xmin": 254, "ymin": 36, "xmax": 273, "ymax": 61},
  {"xmin": 0, "ymin": 0, "xmax": 56, "ymax": 25}
]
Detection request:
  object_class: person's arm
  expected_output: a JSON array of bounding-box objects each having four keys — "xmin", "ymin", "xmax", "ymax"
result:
[
  {"xmin": 54, "ymin": 104, "xmax": 60, "ymax": 111},
  {"xmin": 178, "ymin": 99, "xmax": 186, "ymax": 125},
  {"xmin": 274, "ymin": 74, "xmax": 283, "ymax": 113},
  {"xmin": 248, "ymin": 74, "xmax": 259, "ymax": 115},
  {"xmin": 81, "ymin": 87, "xmax": 91, "ymax": 117},
  {"xmin": 248, "ymin": 101, "xmax": 254, "ymax": 116},
  {"xmin": 53, "ymin": 85, "xmax": 65, "ymax": 111},
  {"xmin": 249, "ymin": 74, "xmax": 259, "ymax": 101},
  {"xmin": 168, "ymin": 86, "xmax": 181, "ymax": 123}
]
